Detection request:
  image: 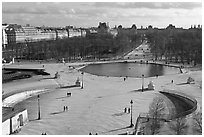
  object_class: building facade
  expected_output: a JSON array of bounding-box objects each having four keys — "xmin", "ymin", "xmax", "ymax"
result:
[{"xmin": 2, "ymin": 24, "xmax": 9, "ymax": 48}]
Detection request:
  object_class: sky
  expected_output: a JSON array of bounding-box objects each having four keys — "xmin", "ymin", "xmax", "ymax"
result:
[{"xmin": 2, "ymin": 1, "xmax": 202, "ymax": 29}]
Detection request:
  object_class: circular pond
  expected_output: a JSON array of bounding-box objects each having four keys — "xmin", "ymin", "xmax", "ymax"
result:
[{"xmin": 80, "ymin": 62, "xmax": 180, "ymax": 78}]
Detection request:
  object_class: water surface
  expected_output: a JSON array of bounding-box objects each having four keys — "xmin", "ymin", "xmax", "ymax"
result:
[{"xmin": 81, "ymin": 62, "xmax": 180, "ymax": 78}]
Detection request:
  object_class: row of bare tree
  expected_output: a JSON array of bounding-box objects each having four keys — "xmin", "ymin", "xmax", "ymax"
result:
[
  {"xmin": 141, "ymin": 97, "xmax": 202, "ymax": 135},
  {"xmin": 146, "ymin": 29, "xmax": 202, "ymax": 66},
  {"xmin": 3, "ymin": 32, "xmax": 142, "ymax": 61}
]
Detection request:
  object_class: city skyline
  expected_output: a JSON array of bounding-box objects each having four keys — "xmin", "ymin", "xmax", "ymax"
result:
[{"xmin": 2, "ymin": 2, "xmax": 202, "ymax": 29}]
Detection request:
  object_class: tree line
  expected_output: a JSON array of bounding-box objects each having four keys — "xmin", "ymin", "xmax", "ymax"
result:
[
  {"xmin": 146, "ymin": 29, "xmax": 202, "ymax": 65},
  {"xmin": 4, "ymin": 28, "xmax": 201, "ymax": 65},
  {"xmin": 3, "ymin": 31, "xmax": 142, "ymax": 61}
]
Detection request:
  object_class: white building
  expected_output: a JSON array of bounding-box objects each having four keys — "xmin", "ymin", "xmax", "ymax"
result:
[
  {"xmin": 109, "ymin": 28, "xmax": 118, "ymax": 37},
  {"xmin": 2, "ymin": 24, "xmax": 9, "ymax": 48},
  {"xmin": 68, "ymin": 28, "xmax": 82, "ymax": 38}
]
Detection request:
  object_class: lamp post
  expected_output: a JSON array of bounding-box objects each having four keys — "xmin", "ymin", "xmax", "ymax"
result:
[
  {"xmin": 142, "ymin": 74, "xmax": 144, "ymax": 92},
  {"xmin": 37, "ymin": 95, "xmax": 41, "ymax": 120},
  {"xmin": 81, "ymin": 72, "xmax": 84, "ymax": 89},
  {"xmin": 130, "ymin": 100, "xmax": 134, "ymax": 127}
]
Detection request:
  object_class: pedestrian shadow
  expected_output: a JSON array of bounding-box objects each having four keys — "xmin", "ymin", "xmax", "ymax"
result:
[
  {"xmin": 56, "ymin": 96, "xmax": 71, "ymax": 99},
  {"xmin": 118, "ymin": 132, "xmax": 129, "ymax": 135},
  {"xmin": 112, "ymin": 112, "xmax": 129, "ymax": 117},
  {"xmin": 176, "ymin": 82, "xmax": 193, "ymax": 85},
  {"xmin": 100, "ymin": 125, "xmax": 131, "ymax": 134},
  {"xmin": 43, "ymin": 77, "xmax": 55, "ymax": 80},
  {"xmin": 130, "ymin": 88, "xmax": 153, "ymax": 93},
  {"xmin": 57, "ymin": 85, "xmax": 78, "ymax": 89},
  {"xmin": 50, "ymin": 111, "xmax": 65, "ymax": 115},
  {"xmin": 29, "ymin": 118, "xmax": 39, "ymax": 122}
]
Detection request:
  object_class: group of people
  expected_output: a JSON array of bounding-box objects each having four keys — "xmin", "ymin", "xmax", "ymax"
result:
[
  {"xmin": 41, "ymin": 132, "xmax": 47, "ymax": 135},
  {"xmin": 64, "ymin": 92, "xmax": 71, "ymax": 111},
  {"xmin": 89, "ymin": 132, "xmax": 98, "ymax": 135},
  {"xmin": 67, "ymin": 92, "xmax": 71, "ymax": 96},
  {"xmin": 124, "ymin": 107, "xmax": 131, "ymax": 113},
  {"xmin": 123, "ymin": 76, "xmax": 128, "ymax": 81},
  {"xmin": 63, "ymin": 106, "xmax": 68, "ymax": 111}
]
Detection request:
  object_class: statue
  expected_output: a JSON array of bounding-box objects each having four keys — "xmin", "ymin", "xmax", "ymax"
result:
[
  {"xmin": 187, "ymin": 77, "xmax": 194, "ymax": 84},
  {"xmin": 75, "ymin": 77, "xmax": 81, "ymax": 87},
  {"xmin": 148, "ymin": 81, "xmax": 155, "ymax": 90},
  {"xmin": 54, "ymin": 72, "xmax": 60, "ymax": 79}
]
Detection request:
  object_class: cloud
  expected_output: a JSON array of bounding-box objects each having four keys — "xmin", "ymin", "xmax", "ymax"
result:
[
  {"xmin": 2, "ymin": 2, "xmax": 74, "ymax": 15},
  {"xmin": 3, "ymin": 7, "xmax": 48, "ymax": 14},
  {"xmin": 94, "ymin": 2, "xmax": 201, "ymax": 9},
  {"xmin": 2, "ymin": 2, "xmax": 106, "ymax": 18},
  {"xmin": 2, "ymin": 2, "xmax": 202, "ymax": 28}
]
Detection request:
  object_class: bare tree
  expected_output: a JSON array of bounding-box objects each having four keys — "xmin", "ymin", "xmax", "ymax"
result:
[
  {"xmin": 168, "ymin": 116, "xmax": 188, "ymax": 135},
  {"xmin": 144, "ymin": 97, "xmax": 166, "ymax": 135},
  {"xmin": 192, "ymin": 111, "xmax": 202, "ymax": 134}
]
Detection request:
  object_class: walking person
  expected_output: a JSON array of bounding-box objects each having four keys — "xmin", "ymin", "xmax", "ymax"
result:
[
  {"xmin": 64, "ymin": 106, "xmax": 66, "ymax": 111},
  {"xmin": 124, "ymin": 108, "xmax": 127, "ymax": 113},
  {"xmin": 128, "ymin": 108, "xmax": 131, "ymax": 113}
]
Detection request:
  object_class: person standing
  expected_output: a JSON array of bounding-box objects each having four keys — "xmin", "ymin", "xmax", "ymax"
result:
[
  {"xmin": 124, "ymin": 108, "xmax": 127, "ymax": 113},
  {"xmin": 128, "ymin": 108, "xmax": 131, "ymax": 113}
]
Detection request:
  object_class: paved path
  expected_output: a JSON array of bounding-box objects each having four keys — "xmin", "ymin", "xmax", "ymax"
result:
[{"xmin": 2, "ymin": 60, "xmax": 201, "ymax": 135}]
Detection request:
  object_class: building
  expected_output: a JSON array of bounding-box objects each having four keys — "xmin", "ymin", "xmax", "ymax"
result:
[
  {"xmin": 22, "ymin": 24, "xmax": 38, "ymax": 42},
  {"xmin": 56, "ymin": 28, "xmax": 68, "ymax": 39},
  {"xmin": 81, "ymin": 29, "xmax": 86, "ymax": 37},
  {"xmin": 97, "ymin": 22, "xmax": 109, "ymax": 34},
  {"xmin": 109, "ymin": 28, "xmax": 118, "ymax": 37},
  {"xmin": 2, "ymin": 23, "xmax": 87, "ymax": 47},
  {"xmin": 36, "ymin": 27, "xmax": 57, "ymax": 41},
  {"xmin": 68, "ymin": 28, "xmax": 82, "ymax": 38},
  {"xmin": 2, "ymin": 108, "xmax": 28, "ymax": 135},
  {"xmin": 15, "ymin": 26, "xmax": 26, "ymax": 44},
  {"xmin": 5, "ymin": 24, "xmax": 16, "ymax": 45},
  {"xmin": 2, "ymin": 24, "xmax": 9, "ymax": 48},
  {"xmin": 117, "ymin": 24, "xmax": 138, "ymax": 36}
]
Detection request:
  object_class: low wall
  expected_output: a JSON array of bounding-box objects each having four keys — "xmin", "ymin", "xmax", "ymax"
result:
[
  {"xmin": 2, "ymin": 89, "xmax": 48, "ymax": 107},
  {"xmin": 159, "ymin": 90, "xmax": 197, "ymax": 119}
]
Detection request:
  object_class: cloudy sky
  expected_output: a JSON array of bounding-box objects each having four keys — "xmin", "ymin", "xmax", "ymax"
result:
[{"xmin": 2, "ymin": 2, "xmax": 202, "ymax": 28}]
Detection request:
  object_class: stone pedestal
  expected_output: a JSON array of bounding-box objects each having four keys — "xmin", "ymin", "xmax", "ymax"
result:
[
  {"xmin": 12, "ymin": 58, "xmax": 15, "ymax": 64},
  {"xmin": 54, "ymin": 72, "xmax": 59, "ymax": 79},
  {"xmin": 187, "ymin": 77, "xmax": 194, "ymax": 84},
  {"xmin": 75, "ymin": 77, "xmax": 81, "ymax": 87},
  {"xmin": 148, "ymin": 81, "xmax": 155, "ymax": 90}
]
